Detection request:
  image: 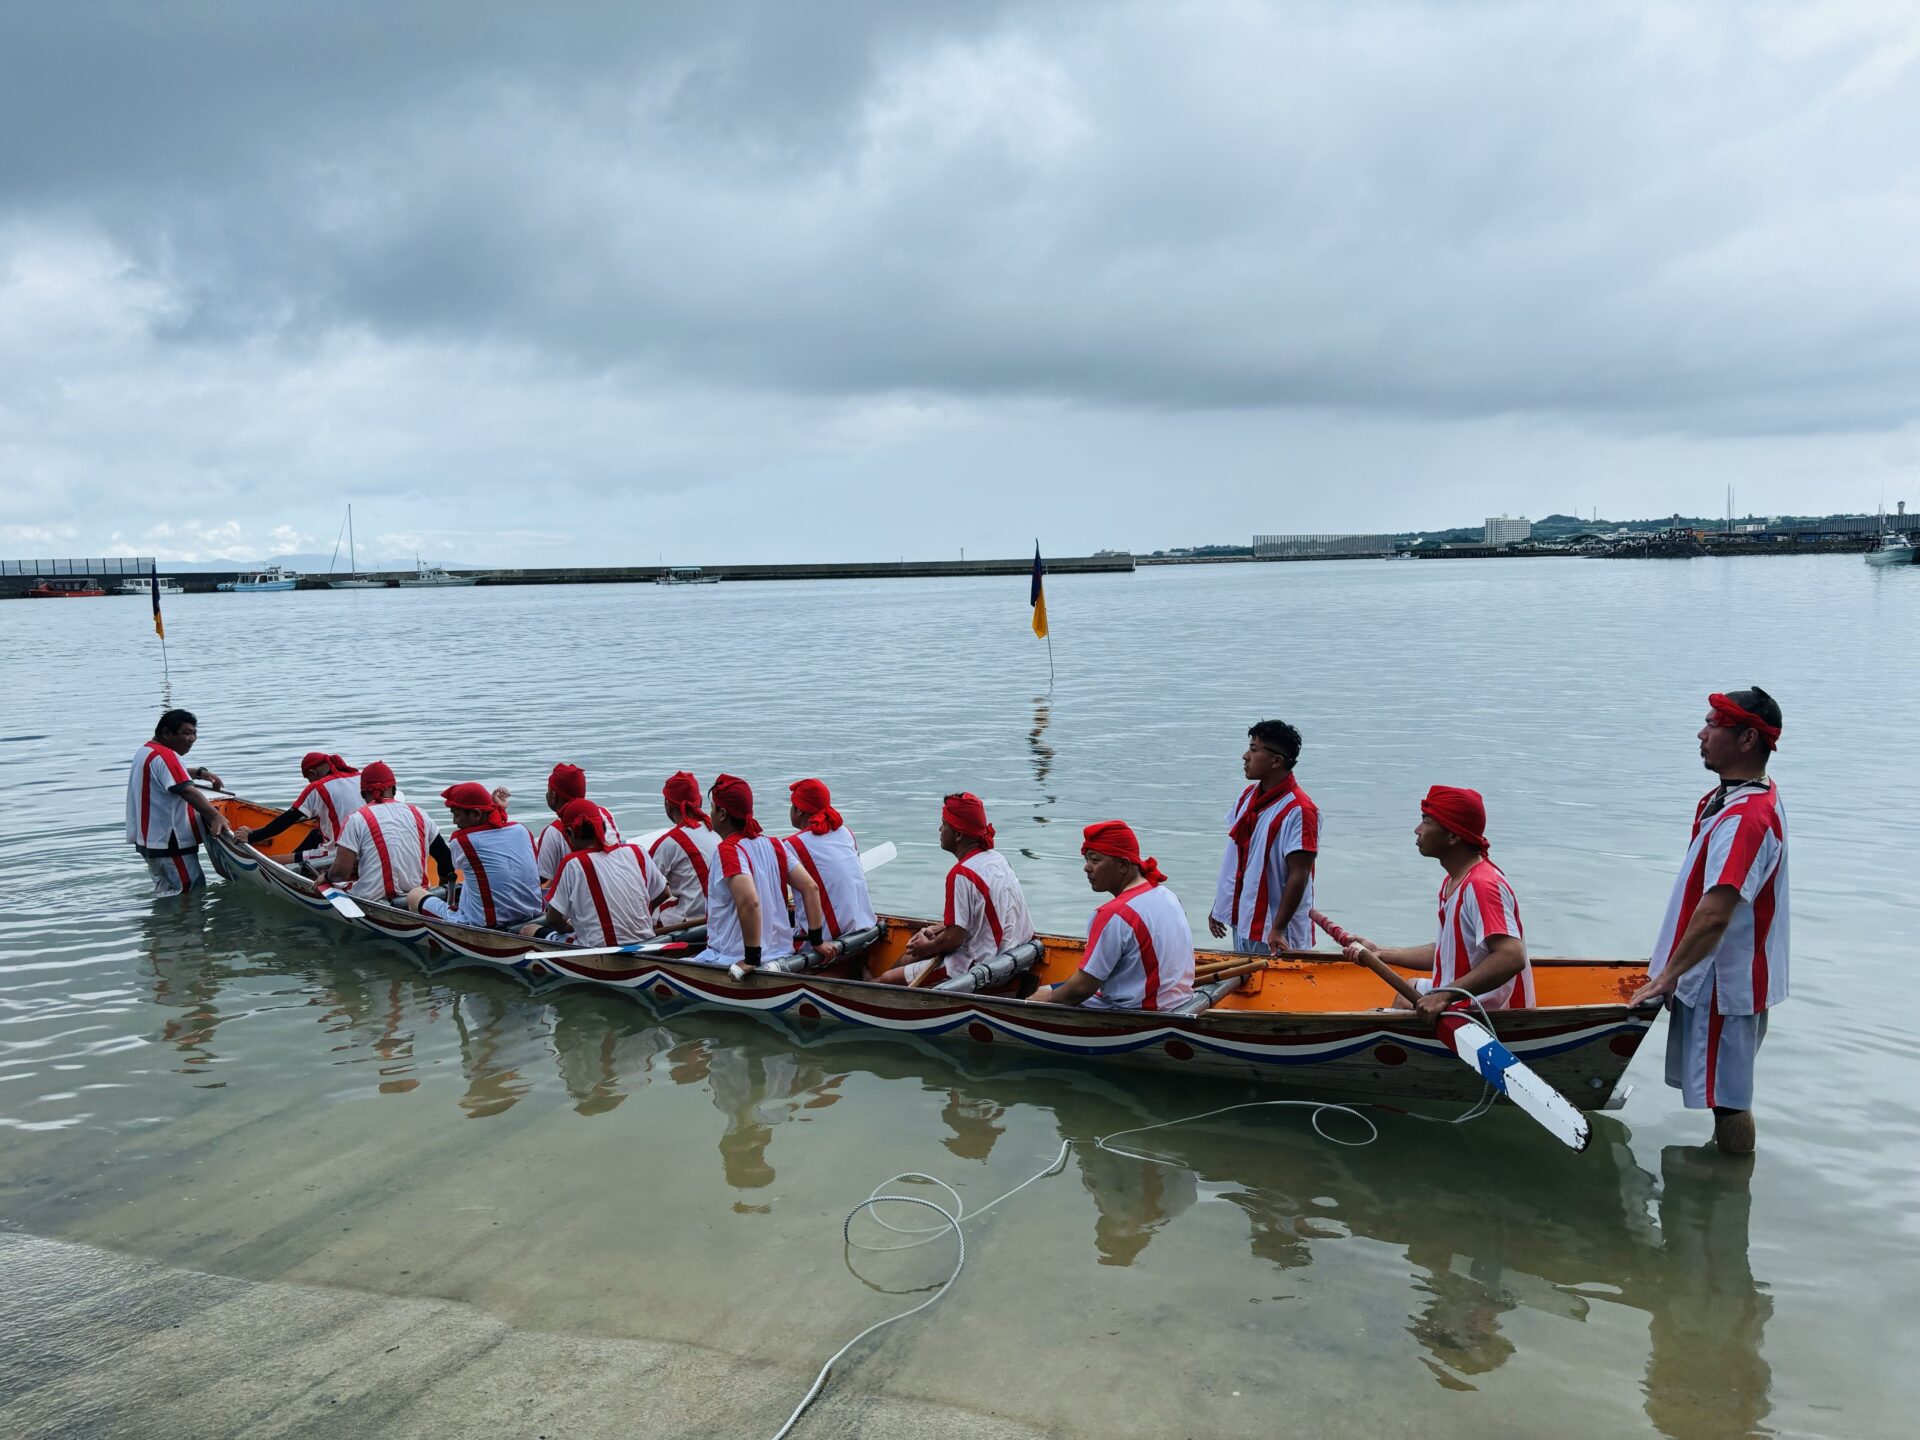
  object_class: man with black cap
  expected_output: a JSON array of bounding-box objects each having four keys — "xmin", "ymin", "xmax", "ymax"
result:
[
  {"xmin": 1630, "ymin": 689, "xmax": 1789, "ymax": 1155},
  {"xmin": 1340, "ymin": 786, "xmax": 1534, "ymax": 1022}
]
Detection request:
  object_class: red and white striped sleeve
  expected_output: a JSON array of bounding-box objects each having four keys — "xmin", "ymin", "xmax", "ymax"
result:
[
  {"xmin": 1081, "ymin": 904, "xmax": 1129, "ymax": 982},
  {"xmin": 1706, "ymin": 804, "xmax": 1782, "ymax": 904}
]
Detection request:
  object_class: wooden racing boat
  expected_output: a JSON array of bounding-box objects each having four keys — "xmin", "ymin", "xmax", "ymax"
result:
[{"xmin": 203, "ymin": 794, "xmax": 1656, "ymax": 1110}]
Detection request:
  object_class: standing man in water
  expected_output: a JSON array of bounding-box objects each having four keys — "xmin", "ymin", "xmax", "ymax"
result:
[
  {"xmin": 125, "ymin": 708, "xmax": 232, "ymax": 896},
  {"xmin": 1630, "ymin": 689, "xmax": 1789, "ymax": 1156},
  {"xmin": 1031, "ymin": 821, "xmax": 1194, "ymax": 1011},
  {"xmin": 1208, "ymin": 720, "xmax": 1320, "ymax": 955}
]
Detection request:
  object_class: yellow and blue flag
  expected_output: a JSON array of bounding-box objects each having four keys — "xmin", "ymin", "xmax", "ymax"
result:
[
  {"xmin": 149, "ymin": 562, "xmax": 165, "ymax": 639},
  {"xmin": 1029, "ymin": 543, "xmax": 1048, "ymax": 638}
]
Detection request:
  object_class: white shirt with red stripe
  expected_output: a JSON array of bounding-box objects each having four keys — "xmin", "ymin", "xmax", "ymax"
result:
[
  {"xmin": 1081, "ymin": 881, "xmax": 1196, "ymax": 1012},
  {"xmin": 337, "ymin": 801, "xmax": 442, "ymax": 900},
  {"xmin": 1648, "ymin": 779, "xmax": 1788, "ymax": 1016},
  {"xmin": 704, "ymin": 833, "xmax": 795, "ymax": 966},
  {"xmin": 547, "ymin": 843, "xmax": 667, "ymax": 947},
  {"xmin": 536, "ymin": 804, "xmax": 621, "ymax": 889},
  {"xmin": 650, "ymin": 822, "xmax": 721, "ymax": 925},
  {"xmin": 126, "ymin": 741, "xmax": 201, "ymax": 851},
  {"xmin": 1428, "ymin": 857, "xmax": 1535, "ymax": 1010},
  {"xmin": 294, "ymin": 774, "xmax": 364, "ymax": 845},
  {"xmin": 1209, "ymin": 776, "xmax": 1320, "ymax": 949},
  {"xmin": 446, "ymin": 822, "xmax": 543, "ymax": 929},
  {"xmin": 939, "ymin": 848, "xmax": 1036, "ymax": 980},
  {"xmin": 783, "ymin": 825, "xmax": 877, "ymax": 940}
]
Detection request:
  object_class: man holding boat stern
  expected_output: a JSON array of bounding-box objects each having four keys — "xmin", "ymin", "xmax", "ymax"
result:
[
  {"xmin": 1031, "ymin": 822, "xmax": 1194, "ymax": 1010},
  {"xmin": 1629, "ymin": 689, "xmax": 1789, "ymax": 1156},
  {"xmin": 1340, "ymin": 787, "xmax": 1535, "ymax": 1022},
  {"xmin": 881, "ymin": 792, "xmax": 1036, "ymax": 986},
  {"xmin": 125, "ymin": 708, "xmax": 231, "ymax": 896},
  {"xmin": 1210, "ymin": 720, "xmax": 1320, "ymax": 956}
]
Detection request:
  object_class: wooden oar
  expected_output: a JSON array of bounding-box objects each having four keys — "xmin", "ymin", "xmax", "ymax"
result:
[
  {"xmin": 1194, "ymin": 957, "xmax": 1270, "ymax": 983},
  {"xmin": 1313, "ymin": 909, "xmax": 1590, "ymax": 1153}
]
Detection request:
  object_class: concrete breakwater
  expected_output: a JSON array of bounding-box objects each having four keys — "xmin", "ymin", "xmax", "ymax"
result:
[{"xmin": 0, "ymin": 553, "xmax": 1133, "ymax": 598}]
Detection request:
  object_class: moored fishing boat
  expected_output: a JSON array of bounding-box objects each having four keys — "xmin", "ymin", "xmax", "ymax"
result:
[
  {"xmin": 26, "ymin": 577, "xmax": 106, "ymax": 597},
  {"xmin": 114, "ymin": 577, "xmax": 184, "ymax": 596},
  {"xmin": 217, "ymin": 566, "xmax": 299, "ymax": 592},
  {"xmin": 202, "ymin": 792, "xmax": 1656, "ymax": 1110}
]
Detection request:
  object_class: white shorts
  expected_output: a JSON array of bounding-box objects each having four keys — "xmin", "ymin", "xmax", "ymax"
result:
[
  {"xmin": 143, "ymin": 850, "xmax": 205, "ymax": 897},
  {"xmin": 1664, "ymin": 998, "xmax": 1769, "ymax": 1111}
]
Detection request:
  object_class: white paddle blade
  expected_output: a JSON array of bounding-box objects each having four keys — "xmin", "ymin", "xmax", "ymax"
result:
[
  {"xmin": 314, "ymin": 883, "xmax": 366, "ymax": 921},
  {"xmin": 1447, "ymin": 1017, "xmax": 1590, "ymax": 1152},
  {"xmin": 859, "ymin": 841, "xmax": 897, "ymax": 874}
]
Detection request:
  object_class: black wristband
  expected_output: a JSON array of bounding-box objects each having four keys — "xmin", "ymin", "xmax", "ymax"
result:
[
  {"xmin": 743, "ymin": 946, "xmax": 762, "ymax": 965},
  {"xmin": 807, "ymin": 927, "xmax": 824, "ymax": 947}
]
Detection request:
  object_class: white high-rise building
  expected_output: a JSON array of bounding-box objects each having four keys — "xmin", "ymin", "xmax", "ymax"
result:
[{"xmin": 1485, "ymin": 514, "xmax": 1533, "ymax": 547}]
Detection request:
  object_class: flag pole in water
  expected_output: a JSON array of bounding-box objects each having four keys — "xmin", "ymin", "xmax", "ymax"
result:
[
  {"xmin": 1030, "ymin": 540, "xmax": 1053, "ymax": 693},
  {"xmin": 149, "ymin": 560, "xmax": 171, "ymax": 688}
]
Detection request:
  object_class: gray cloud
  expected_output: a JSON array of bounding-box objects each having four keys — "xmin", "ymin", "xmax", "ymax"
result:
[{"xmin": 2, "ymin": 2, "xmax": 1918, "ymax": 561}]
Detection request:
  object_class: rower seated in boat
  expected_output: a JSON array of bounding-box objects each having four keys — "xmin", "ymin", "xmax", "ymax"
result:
[
  {"xmin": 1338, "ymin": 785, "xmax": 1535, "ymax": 1022},
  {"xmin": 233, "ymin": 751, "xmax": 362, "ymax": 873},
  {"xmin": 1030, "ymin": 822, "xmax": 1195, "ymax": 1011},
  {"xmin": 649, "ymin": 770, "xmax": 720, "ymax": 927},
  {"xmin": 535, "ymin": 763, "xmax": 622, "ymax": 892},
  {"xmin": 702, "ymin": 774, "xmax": 837, "ymax": 972},
  {"xmin": 523, "ymin": 798, "xmax": 669, "ymax": 946},
  {"xmin": 880, "ymin": 792, "xmax": 1035, "ymax": 986},
  {"xmin": 782, "ymin": 778, "xmax": 877, "ymax": 944},
  {"xmin": 406, "ymin": 782, "xmax": 543, "ymax": 929},
  {"xmin": 329, "ymin": 762, "xmax": 457, "ymax": 903}
]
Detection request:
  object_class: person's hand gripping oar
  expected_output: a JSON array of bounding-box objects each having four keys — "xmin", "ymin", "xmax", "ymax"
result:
[{"xmin": 1313, "ymin": 909, "xmax": 1591, "ymax": 1152}]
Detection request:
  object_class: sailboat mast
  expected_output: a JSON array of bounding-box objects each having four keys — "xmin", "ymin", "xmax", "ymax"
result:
[{"xmin": 349, "ymin": 504, "xmax": 357, "ymax": 575}]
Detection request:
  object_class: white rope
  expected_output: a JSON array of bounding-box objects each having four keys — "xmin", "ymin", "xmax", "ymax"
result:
[{"xmin": 769, "ymin": 1093, "xmax": 1405, "ymax": 1437}]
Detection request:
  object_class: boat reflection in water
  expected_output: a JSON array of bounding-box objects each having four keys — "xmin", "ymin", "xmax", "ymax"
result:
[{"xmin": 134, "ymin": 915, "xmax": 1772, "ymax": 1436}]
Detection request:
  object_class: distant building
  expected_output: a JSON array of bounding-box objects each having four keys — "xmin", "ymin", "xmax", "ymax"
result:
[
  {"xmin": 1252, "ymin": 533, "xmax": 1395, "ymax": 559},
  {"xmin": 1484, "ymin": 514, "xmax": 1533, "ymax": 547}
]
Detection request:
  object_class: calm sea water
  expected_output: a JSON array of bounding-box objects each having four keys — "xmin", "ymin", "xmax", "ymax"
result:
[{"xmin": 1, "ymin": 556, "xmax": 1915, "ymax": 1438}]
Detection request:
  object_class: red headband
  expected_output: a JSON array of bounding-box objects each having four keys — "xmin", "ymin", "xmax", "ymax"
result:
[
  {"xmin": 942, "ymin": 792, "xmax": 994, "ymax": 848},
  {"xmin": 663, "ymin": 771, "xmax": 709, "ymax": 825},
  {"xmin": 1081, "ymin": 821, "xmax": 1167, "ymax": 885},
  {"xmin": 1421, "ymin": 785, "xmax": 1489, "ymax": 851},
  {"xmin": 442, "ymin": 781, "xmax": 508, "ymax": 828},
  {"xmin": 789, "ymin": 778, "xmax": 842, "ymax": 835},
  {"xmin": 711, "ymin": 774, "xmax": 761, "ymax": 838},
  {"xmin": 1708, "ymin": 693, "xmax": 1781, "ymax": 746},
  {"xmin": 548, "ymin": 763, "xmax": 587, "ymax": 803},
  {"xmin": 558, "ymin": 796, "xmax": 611, "ymax": 850},
  {"xmin": 359, "ymin": 761, "xmax": 396, "ymax": 795},
  {"xmin": 302, "ymin": 752, "xmax": 358, "ymax": 777}
]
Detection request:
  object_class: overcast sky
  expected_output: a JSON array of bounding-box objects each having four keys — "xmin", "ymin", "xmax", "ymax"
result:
[{"xmin": 3, "ymin": 2, "xmax": 1917, "ymax": 564}]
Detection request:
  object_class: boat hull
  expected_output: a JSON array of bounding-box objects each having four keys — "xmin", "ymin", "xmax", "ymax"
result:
[{"xmin": 203, "ymin": 811, "xmax": 1655, "ymax": 1110}]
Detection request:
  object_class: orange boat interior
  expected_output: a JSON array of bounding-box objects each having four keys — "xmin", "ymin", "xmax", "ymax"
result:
[{"xmin": 215, "ymin": 796, "xmax": 1647, "ymax": 1014}]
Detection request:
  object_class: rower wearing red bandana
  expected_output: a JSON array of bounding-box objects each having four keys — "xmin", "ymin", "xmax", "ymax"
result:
[
  {"xmin": 1208, "ymin": 719, "xmax": 1320, "ymax": 955},
  {"xmin": 881, "ymin": 792, "xmax": 1035, "ymax": 986},
  {"xmin": 535, "ymin": 763, "xmax": 622, "ymax": 891},
  {"xmin": 406, "ymin": 782, "xmax": 543, "ymax": 929},
  {"xmin": 329, "ymin": 762, "xmax": 456, "ymax": 902},
  {"xmin": 528, "ymin": 797, "xmax": 669, "ymax": 947},
  {"xmin": 1629, "ymin": 688, "xmax": 1788, "ymax": 1156},
  {"xmin": 702, "ymin": 775, "xmax": 836, "ymax": 972},
  {"xmin": 233, "ymin": 751, "xmax": 364, "ymax": 872},
  {"xmin": 649, "ymin": 771, "xmax": 721, "ymax": 927},
  {"xmin": 1339, "ymin": 786, "xmax": 1535, "ymax": 1022},
  {"xmin": 1032, "ymin": 822, "xmax": 1195, "ymax": 1010},
  {"xmin": 782, "ymin": 778, "xmax": 877, "ymax": 945}
]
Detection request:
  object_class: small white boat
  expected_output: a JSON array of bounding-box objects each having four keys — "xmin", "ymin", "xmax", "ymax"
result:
[
  {"xmin": 397, "ymin": 561, "xmax": 478, "ymax": 588},
  {"xmin": 655, "ymin": 565, "xmax": 721, "ymax": 585},
  {"xmin": 116, "ymin": 577, "xmax": 184, "ymax": 596},
  {"xmin": 1865, "ymin": 532, "xmax": 1914, "ymax": 567},
  {"xmin": 217, "ymin": 567, "xmax": 299, "ymax": 593},
  {"xmin": 327, "ymin": 505, "xmax": 388, "ymax": 588}
]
